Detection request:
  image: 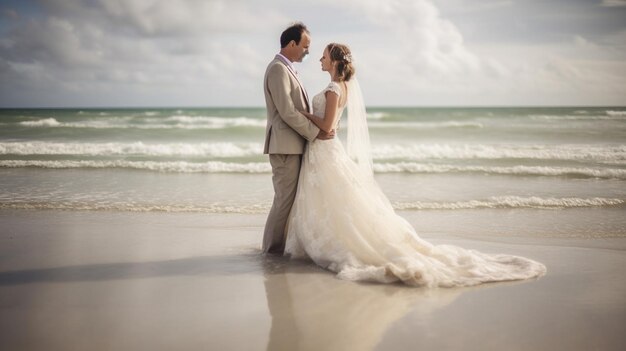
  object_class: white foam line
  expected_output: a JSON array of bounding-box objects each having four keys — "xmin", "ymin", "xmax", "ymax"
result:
[
  {"xmin": 368, "ymin": 121, "xmax": 484, "ymax": 129},
  {"xmin": 371, "ymin": 144, "xmax": 626, "ymax": 162},
  {"xmin": 2, "ymin": 142, "xmax": 624, "ymax": 163},
  {"xmin": 0, "ymin": 202, "xmax": 272, "ymax": 214},
  {"xmin": 606, "ymin": 110, "xmax": 626, "ymax": 116},
  {"xmin": 393, "ymin": 196, "xmax": 625, "ymax": 210},
  {"xmin": 373, "ymin": 163, "xmax": 626, "ymax": 179},
  {"xmin": 0, "ymin": 160, "xmax": 273, "ymax": 173},
  {"xmin": 17, "ymin": 117, "xmax": 266, "ymax": 129},
  {"xmin": 1, "ymin": 160, "xmax": 624, "ymax": 179},
  {"xmin": 1, "ymin": 196, "xmax": 622, "ymax": 214},
  {"xmin": 0, "ymin": 142, "xmax": 263, "ymax": 157}
]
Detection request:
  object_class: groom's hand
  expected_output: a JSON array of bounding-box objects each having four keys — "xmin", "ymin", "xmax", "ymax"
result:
[{"xmin": 317, "ymin": 129, "xmax": 335, "ymax": 140}]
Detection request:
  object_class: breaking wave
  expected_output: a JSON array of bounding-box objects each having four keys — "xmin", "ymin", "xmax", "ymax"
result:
[
  {"xmin": 1, "ymin": 160, "xmax": 624, "ymax": 179},
  {"xmin": 393, "ymin": 196, "xmax": 624, "ymax": 210},
  {"xmin": 1, "ymin": 196, "xmax": 621, "ymax": 214},
  {"xmin": 0, "ymin": 141, "xmax": 263, "ymax": 157},
  {"xmin": 2, "ymin": 142, "xmax": 623, "ymax": 163},
  {"xmin": 17, "ymin": 116, "xmax": 266, "ymax": 129}
]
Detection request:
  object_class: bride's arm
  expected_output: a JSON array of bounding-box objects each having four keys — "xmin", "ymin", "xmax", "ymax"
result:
[{"xmin": 301, "ymin": 91, "xmax": 340, "ymax": 133}]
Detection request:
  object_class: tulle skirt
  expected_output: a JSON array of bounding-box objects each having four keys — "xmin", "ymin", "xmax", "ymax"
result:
[{"xmin": 285, "ymin": 138, "xmax": 546, "ymax": 287}]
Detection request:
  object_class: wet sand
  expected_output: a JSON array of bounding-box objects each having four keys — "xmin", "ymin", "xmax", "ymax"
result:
[{"xmin": 1, "ymin": 210, "xmax": 625, "ymax": 351}]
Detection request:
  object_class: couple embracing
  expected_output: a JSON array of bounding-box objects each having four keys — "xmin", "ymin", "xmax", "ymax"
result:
[{"xmin": 261, "ymin": 23, "xmax": 545, "ymax": 288}]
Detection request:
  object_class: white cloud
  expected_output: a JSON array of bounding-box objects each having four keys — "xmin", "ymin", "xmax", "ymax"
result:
[
  {"xmin": 93, "ymin": 0, "xmax": 287, "ymax": 36},
  {"xmin": 0, "ymin": 0, "xmax": 285, "ymax": 106},
  {"xmin": 0, "ymin": 0, "xmax": 624, "ymax": 106},
  {"xmin": 342, "ymin": 0, "xmax": 483, "ymax": 77},
  {"xmin": 303, "ymin": 0, "xmax": 506, "ymax": 105},
  {"xmin": 38, "ymin": 0, "xmax": 288, "ymax": 36}
]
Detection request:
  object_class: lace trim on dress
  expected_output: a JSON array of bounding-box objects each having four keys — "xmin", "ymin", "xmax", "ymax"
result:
[{"xmin": 324, "ymin": 82, "xmax": 342, "ymax": 97}]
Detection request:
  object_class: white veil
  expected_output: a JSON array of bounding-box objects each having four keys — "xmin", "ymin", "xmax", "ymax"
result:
[{"xmin": 346, "ymin": 77, "xmax": 373, "ymax": 177}]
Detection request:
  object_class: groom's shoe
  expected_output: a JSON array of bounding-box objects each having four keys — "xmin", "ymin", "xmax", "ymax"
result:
[{"xmin": 265, "ymin": 244, "xmax": 285, "ymax": 255}]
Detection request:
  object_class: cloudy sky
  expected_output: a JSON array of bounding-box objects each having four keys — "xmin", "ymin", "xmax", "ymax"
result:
[{"xmin": 0, "ymin": 0, "xmax": 625, "ymax": 107}]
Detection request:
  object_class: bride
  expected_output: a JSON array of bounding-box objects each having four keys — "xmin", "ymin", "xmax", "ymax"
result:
[{"xmin": 284, "ymin": 43, "xmax": 546, "ymax": 287}]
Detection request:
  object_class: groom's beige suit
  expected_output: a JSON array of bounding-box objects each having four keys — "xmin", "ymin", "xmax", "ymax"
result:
[{"xmin": 262, "ymin": 55, "xmax": 320, "ymax": 254}]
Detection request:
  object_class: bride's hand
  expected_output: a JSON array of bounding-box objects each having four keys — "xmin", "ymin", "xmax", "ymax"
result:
[
  {"xmin": 299, "ymin": 110, "xmax": 314, "ymax": 120},
  {"xmin": 317, "ymin": 129, "xmax": 335, "ymax": 140}
]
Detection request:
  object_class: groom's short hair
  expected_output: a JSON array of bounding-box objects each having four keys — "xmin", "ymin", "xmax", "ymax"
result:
[{"xmin": 280, "ymin": 22, "xmax": 309, "ymax": 48}]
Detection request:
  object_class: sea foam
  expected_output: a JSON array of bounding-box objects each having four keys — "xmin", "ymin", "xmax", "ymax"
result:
[
  {"xmin": 0, "ymin": 141, "xmax": 262, "ymax": 157},
  {"xmin": 371, "ymin": 143, "xmax": 626, "ymax": 163},
  {"xmin": 530, "ymin": 114, "xmax": 625, "ymax": 121},
  {"xmin": 0, "ymin": 201, "xmax": 272, "ymax": 214},
  {"xmin": 1, "ymin": 196, "xmax": 621, "ymax": 214},
  {"xmin": 1, "ymin": 160, "xmax": 624, "ymax": 179},
  {"xmin": 372, "ymin": 163, "xmax": 626, "ymax": 179},
  {"xmin": 16, "ymin": 116, "xmax": 266, "ymax": 129},
  {"xmin": 19, "ymin": 118, "xmax": 61, "ymax": 127},
  {"xmin": 606, "ymin": 110, "xmax": 626, "ymax": 116},
  {"xmin": 393, "ymin": 196, "xmax": 624, "ymax": 210},
  {"xmin": 368, "ymin": 121, "xmax": 484, "ymax": 129},
  {"xmin": 0, "ymin": 160, "xmax": 273, "ymax": 173},
  {"xmin": 2, "ymin": 142, "xmax": 622, "ymax": 163}
]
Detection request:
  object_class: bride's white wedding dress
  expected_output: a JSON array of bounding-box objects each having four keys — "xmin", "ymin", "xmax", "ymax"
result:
[{"xmin": 285, "ymin": 81, "xmax": 546, "ymax": 287}]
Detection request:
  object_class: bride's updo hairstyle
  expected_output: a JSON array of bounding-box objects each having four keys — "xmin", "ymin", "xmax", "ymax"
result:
[{"xmin": 326, "ymin": 43, "xmax": 355, "ymax": 82}]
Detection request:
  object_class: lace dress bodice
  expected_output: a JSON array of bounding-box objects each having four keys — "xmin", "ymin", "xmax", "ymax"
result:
[{"xmin": 311, "ymin": 81, "xmax": 345, "ymax": 130}]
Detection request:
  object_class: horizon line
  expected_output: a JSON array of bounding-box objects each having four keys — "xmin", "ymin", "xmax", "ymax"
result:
[{"xmin": 1, "ymin": 104, "xmax": 625, "ymax": 109}]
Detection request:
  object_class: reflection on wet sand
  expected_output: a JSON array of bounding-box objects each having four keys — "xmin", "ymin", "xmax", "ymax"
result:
[{"xmin": 260, "ymin": 255, "xmax": 464, "ymax": 351}]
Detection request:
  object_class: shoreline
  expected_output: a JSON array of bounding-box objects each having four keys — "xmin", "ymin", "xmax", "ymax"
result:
[{"xmin": 1, "ymin": 210, "xmax": 625, "ymax": 350}]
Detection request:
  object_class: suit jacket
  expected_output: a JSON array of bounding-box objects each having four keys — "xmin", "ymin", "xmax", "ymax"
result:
[{"xmin": 263, "ymin": 55, "xmax": 320, "ymax": 154}]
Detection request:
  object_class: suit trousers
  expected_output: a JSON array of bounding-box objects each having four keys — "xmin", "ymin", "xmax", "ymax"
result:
[{"xmin": 262, "ymin": 154, "xmax": 302, "ymax": 254}]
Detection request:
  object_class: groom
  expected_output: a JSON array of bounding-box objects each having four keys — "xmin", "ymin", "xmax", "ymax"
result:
[{"xmin": 262, "ymin": 22, "xmax": 334, "ymax": 254}]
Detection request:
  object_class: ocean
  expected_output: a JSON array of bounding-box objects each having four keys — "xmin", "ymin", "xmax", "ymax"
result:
[{"xmin": 1, "ymin": 106, "xmax": 625, "ymax": 238}]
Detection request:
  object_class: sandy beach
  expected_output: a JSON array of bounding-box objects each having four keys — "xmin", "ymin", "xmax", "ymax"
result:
[
  {"xmin": 1, "ymin": 0, "xmax": 625, "ymax": 347},
  {"xmin": 1, "ymin": 209, "xmax": 625, "ymax": 351}
]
